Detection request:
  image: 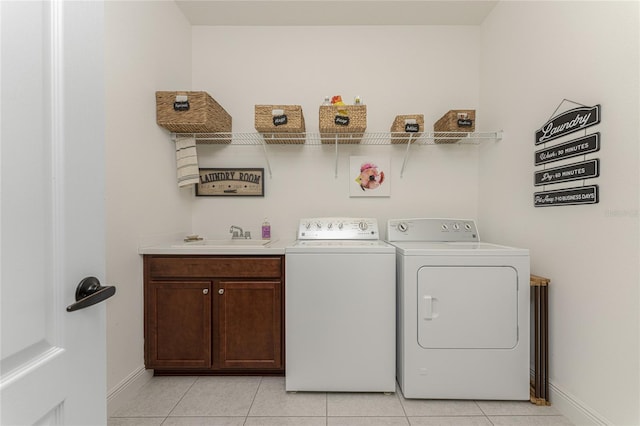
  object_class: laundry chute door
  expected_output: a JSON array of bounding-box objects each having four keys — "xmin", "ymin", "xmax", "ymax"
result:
[
  {"xmin": 0, "ymin": 1, "xmax": 107, "ymax": 425},
  {"xmin": 417, "ymin": 266, "xmax": 518, "ymax": 349}
]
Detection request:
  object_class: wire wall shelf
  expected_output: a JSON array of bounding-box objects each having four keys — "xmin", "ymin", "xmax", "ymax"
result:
[
  {"xmin": 171, "ymin": 131, "xmax": 503, "ymax": 178},
  {"xmin": 172, "ymin": 131, "xmax": 503, "ymax": 145}
]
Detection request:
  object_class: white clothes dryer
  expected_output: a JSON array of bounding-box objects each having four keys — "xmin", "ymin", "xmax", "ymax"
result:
[{"xmin": 387, "ymin": 218, "xmax": 530, "ymax": 400}]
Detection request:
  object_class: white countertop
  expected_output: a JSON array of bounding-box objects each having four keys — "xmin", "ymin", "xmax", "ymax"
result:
[{"xmin": 138, "ymin": 239, "xmax": 292, "ymax": 255}]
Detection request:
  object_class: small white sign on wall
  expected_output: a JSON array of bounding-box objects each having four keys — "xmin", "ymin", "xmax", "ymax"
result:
[{"xmin": 349, "ymin": 156, "xmax": 390, "ymax": 197}]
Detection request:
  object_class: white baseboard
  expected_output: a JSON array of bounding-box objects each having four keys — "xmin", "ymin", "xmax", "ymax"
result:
[
  {"xmin": 549, "ymin": 381, "xmax": 612, "ymax": 426},
  {"xmin": 530, "ymin": 369, "xmax": 612, "ymax": 425},
  {"xmin": 107, "ymin": 366, "xmax": 153, "ymax": 417}
]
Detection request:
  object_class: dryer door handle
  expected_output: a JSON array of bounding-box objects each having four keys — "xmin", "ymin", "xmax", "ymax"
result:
[{"xmin": 422, "ymin": 295, "xmax": 439, "ymax": 320}]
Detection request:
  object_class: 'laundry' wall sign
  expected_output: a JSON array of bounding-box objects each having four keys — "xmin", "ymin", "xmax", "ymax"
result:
[
  {"xmin": 535, "ymin": 104, "xmax": 600, "ymax": 145},
  {"xmin": 533, "ymin": 100, "xmax": 601, "ymax": 208}
]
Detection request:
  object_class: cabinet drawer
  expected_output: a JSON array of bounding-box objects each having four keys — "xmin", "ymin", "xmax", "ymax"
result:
[{"xmin": 147, "ymin": 256, "xmax": 282, "ymax": 279}]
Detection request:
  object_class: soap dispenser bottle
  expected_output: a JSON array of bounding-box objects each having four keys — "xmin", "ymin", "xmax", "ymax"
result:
[{"xmin": 261, "ymin": 218, "xmax": 271, "ymax": 240}]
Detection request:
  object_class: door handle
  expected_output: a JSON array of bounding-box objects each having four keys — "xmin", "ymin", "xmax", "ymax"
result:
[
  {"xmin": 423, "ymin": 295, "xmax": 433, "ymax": 320},
  {"xmin": 66, "ymin": 276, "xmax": 116, "ymax": 312},
  {"xmin": 422, "ymin": 295, "xmax": 439, "ymax": 320}
]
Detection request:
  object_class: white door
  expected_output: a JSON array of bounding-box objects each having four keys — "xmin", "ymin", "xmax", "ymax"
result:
[{"xmin": 1, "ymin": 1, "xmax": 108, "ymax": 425}]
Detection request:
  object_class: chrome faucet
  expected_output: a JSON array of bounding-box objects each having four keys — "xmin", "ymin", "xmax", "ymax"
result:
[{"xmin": 230, "ymin": 225, "xmax": 251, "ymax": 239}]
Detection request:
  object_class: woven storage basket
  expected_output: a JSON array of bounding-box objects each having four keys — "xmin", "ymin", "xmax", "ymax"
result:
[
  {"xmin": 319, "ymin": 105, "xmax": 367, "ymax": 144},
  {"xmin": 390, "ymin": 114, "xmax": 424, "ymax": 144},
  {"xmin": 255, "ymin": 105, "xmax": 306, "ymax": 144},
  {"xmin": 156, "ymin": 91, "xmax": 232, "ymax": 142},
  {"xmin": 433, "ymin": 109, "xmax": 475, "ymax": 143}
]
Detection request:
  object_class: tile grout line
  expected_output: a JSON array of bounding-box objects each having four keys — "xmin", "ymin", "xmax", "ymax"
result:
[
  {"xmin": 395, "ymin": 386, "xmax": 411, "ymax": 425},
  {"xmin": 325, "ymin": 390, "xmax": 329, "ymax": 425},
  {"xmin": 243, "ymin": 376, "xmax": 264, "ymax": 425},
  {"xmin": 485, "ymin": 408, "xmax": 497, "ymax": 426},
  {"xmin": 472, "ymin": 399, "xmax": 496, "ymax": 425},
  {"xmin": 163, "ymin": 376, "xmax": 200, "ymax": 421}
]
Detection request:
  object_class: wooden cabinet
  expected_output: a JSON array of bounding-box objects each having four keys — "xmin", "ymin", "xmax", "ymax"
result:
[
  {"xmin": 146, "ymin": 281, "xmax": 212, "ymax": 369},
  {"xmin": 144, "ymin": 255, "xmax": 284, "ymax": 375},
  {"xmin": 215, "ymin": 280, "xmax": 282, "ymax": 370}
]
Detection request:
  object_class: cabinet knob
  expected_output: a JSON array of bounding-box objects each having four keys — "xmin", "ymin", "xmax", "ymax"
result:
[
  {"xmin": 203, "ymin": 289, "xmax": 209, "ymax": 295},
  {"xmin": 218, "ymin": 289, "xmax": 224, "ymax": 295}
]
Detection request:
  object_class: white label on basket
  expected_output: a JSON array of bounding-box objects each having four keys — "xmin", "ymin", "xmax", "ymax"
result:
[
  {"xmin": 457, "ymin": 118, "xmax": 473, "ymax": 127},
  {"xmin": 273, "ymin": 115, "xmax": 288, "ymax": 126},
  {"xmin": 272, "ymin": 109, "xmax": 284, "ymax": 116},
  {"xmin": 335, "ymin": 115, "xmax": 350, "ymax": 126}
]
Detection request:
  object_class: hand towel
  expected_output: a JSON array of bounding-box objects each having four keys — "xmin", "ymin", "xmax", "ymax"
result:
[{"xmin": 175, "ymin": 137, "xmax": 199, "ymax": 187}]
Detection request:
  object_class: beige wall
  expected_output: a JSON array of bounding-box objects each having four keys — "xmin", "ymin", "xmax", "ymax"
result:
[
  {"xmin": 479, "ymin": 2, "xmax": 639, "ymax": 425},
  {"xmin": 105, "ymin": 0, "xmax": 193, "ymax": 406},
  {"xmin": 190, "ymin": 26, "xmax": 483, "ymax": 239}
]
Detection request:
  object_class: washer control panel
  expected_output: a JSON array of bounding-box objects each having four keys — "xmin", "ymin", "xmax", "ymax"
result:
[
  {"xmin": 298, "ymin": 217, "xmax": 379, "ymax": 240},
  {"xmin": 387, "ymin": 218, "xmax": 479, "ymax": 242}
]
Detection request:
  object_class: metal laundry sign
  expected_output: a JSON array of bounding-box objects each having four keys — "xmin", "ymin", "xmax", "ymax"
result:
[
  {"xmin": 533, "ymin": 100, "xmax": 601, "ymax": 207},
  {"xmin": 535, "ymin": 104, "xmax": 600, "ymax": 145},
  {"xmin": 534, "ymin": 133, "xmax": 600, "ymax": 166},
  {"xmin": 534, "ymin": 185, "xmax": 599, "ymax": 207},
  {"xmin": 534, "ymin": 159, "xmax": 600, "ymax": 186}
]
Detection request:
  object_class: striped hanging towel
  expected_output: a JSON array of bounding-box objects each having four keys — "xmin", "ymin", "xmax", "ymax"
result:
[{"xmin": 175, "ymin": 136, "xmax": 199, "ymax": 187}]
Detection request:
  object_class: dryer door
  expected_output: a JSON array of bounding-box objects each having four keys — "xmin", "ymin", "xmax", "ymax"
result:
[{"xmin": 417, "ymin": 266, "xmax": 518, "ymax": 349}]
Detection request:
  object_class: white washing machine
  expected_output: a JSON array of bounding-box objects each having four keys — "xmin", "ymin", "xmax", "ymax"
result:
[
  {"xmin": 285, "ymin": 217, "xmax": 396, "ymax": 392},
  {"xmin": 387, "ymin": 218, "xmax": 530, "ymax": 400}
]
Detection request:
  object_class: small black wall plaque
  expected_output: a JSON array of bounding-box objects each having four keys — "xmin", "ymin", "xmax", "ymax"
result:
[
  {"xmin": 273, "ymin": 115, "xmax": 288, "ymax": 126},
  {"xmin": 534, "ymin": 185, "xmax": 599, "ymax": 207},
  {"xmin": 535, "ymin": 104, "xmax": 600, "ymax": 145},
  {"xmin": 534, "ymin": 159, "xmax": 599, "ymax": 186},
  {"xmin": 535, "ymin": 133, "xmax": 600, "ymax": 166}
]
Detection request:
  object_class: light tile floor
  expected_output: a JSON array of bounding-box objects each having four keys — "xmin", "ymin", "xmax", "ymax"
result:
[{"xmin": 109, "ymin": 376, "xmax": 574, "ymax": 426}]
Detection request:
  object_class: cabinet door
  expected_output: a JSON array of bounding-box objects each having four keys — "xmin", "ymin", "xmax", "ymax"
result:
[
  {"xmin": 215, "ymin": 280, "xmax": 283, "ymax": 370},
  {"xmin": 145, "ymin": 281, "xmax": 211, "ymax": 369}
]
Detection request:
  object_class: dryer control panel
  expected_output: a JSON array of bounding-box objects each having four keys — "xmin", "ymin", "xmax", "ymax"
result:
[
  {"xmin": 387, "ymin": 218, "xmax": 479, "ymax": 242},
  {"xmin": 298, "ymin": 217, "xmax": 380, "ymax": 240}
]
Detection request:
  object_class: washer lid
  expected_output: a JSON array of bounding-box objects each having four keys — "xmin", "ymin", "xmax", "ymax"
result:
[
  {"xmin": 286, "ymin": 239, "xmax": 395, "ymax": 254},
  {"xmin": 390, "ymin": 241, "xmax": 529, "ymax": 256}
]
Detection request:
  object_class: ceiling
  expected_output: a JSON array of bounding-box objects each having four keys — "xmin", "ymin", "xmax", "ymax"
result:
[{"xmin": 175, "ymin": 0, "xmax": 499, "ymax": 26}]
